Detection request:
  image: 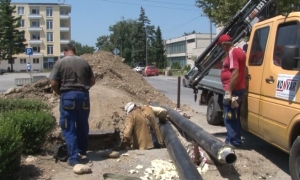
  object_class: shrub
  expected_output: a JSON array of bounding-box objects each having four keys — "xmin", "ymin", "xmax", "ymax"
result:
[
  {"xmin": 1, "ymin": 109, "xmax": 56, "ymax": 154},
  {"xmin": 171, "ymin": 62, "xmax": 181, "ymax": 69},
  {"xmin": 183, "ymin": 64, "xmax": 191, "ymax": 71},
  {"xmin": 0, "ymin": 98, "xmax": 50, "ymax": 112},
  {"xmin": 0, "ymin": 119, "xmax": 22, "ymax": 179}
]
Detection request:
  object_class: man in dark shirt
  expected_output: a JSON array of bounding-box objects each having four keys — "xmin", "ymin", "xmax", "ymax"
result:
[{"xmin": 49, "ymin": 43, "xmax": 95, "ymax": 166}]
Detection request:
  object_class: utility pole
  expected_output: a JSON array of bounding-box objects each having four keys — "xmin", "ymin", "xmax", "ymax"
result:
[
  {"xmin": 210, "ymin": 20, "xmax": 213, "ymax": 43},
  {"xmin": 145, "ymin": 28, "xmax": 148, "ymax": 66}
]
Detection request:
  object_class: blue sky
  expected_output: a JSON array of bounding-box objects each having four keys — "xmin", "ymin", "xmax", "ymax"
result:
[{"xmin": 11, "ymin": 0, "xmax": 216, "ymax": 47}]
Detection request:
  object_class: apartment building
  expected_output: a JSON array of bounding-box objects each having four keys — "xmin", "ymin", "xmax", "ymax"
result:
[
  {"xmin": 0, "ymin": 2, "xmax": 71, "ymax": 72},
  {"xmin": 165, "ymin": 33, "xmax": 216, "ymax": 68}
]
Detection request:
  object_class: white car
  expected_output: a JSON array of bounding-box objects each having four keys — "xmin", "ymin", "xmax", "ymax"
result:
[{"xmin": 133, "ymin": 66, "xmax": 145, "ymax": 73}]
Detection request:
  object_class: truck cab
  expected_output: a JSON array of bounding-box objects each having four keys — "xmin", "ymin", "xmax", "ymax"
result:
[{"xmin": 241, "ymin": 12, "xmax": 300, "ymax": 179}]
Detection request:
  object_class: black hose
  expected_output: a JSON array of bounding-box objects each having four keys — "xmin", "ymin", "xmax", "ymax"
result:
[
  {"xmin": 162, "ymin": 105, "xmax": 237, "ymax": 165},
  {"xmin": 159, "ymin": 121, "xmax": 203, "ymax": 180}
]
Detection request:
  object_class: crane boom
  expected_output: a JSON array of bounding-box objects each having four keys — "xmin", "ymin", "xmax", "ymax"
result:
[{"xmin": 188, "ymin": 0, "xmax": 277, "ymax": 100}]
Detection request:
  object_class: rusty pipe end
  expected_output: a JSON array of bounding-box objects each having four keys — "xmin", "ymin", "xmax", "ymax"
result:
[{"xmin": 217, "ymin": 147, "xmax": 237, "ymax": 165}]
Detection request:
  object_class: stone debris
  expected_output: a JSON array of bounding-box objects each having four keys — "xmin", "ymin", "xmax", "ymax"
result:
[
  {"xmin": 101, "ymin": 150, "xmax": 120, "ymax": 158},
  {"xmin": 140, "ymin": 159, "xmax": 179, "ymax": 180},
  {"xmin": 197, "ymin": 163, "xmax": 209, "ymax": 175},
  {"xmin": 135, "ymin": 165, "xmax": 143, "ymax": 169},
  {"xmin": 73, "ymin": 164, "xmax": 92, "ymax": 174},
  {"xmin": 129, "ymin": 169, "xmax": 139, "ymax": 174},
  {"xmin": 25, "ymin": 155, "xmax": 37, "ymax": 163}
]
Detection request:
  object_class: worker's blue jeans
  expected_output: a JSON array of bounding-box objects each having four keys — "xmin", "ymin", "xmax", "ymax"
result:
[
  {"xmin": 223, "ymin": 89, "xmax": 245, "ymax": 147},
  {"xmin": 59, "ymin": 90, "xmax": 90, "ymax": 165}
]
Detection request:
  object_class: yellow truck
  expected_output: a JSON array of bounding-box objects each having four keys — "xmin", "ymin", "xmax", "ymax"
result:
[
  {"xmin": 241, "ymin": 12, "xmax": 300, "ymax": 180},
  {"xmin": 187, "ymin": 1, "xmax": 300, "ymax": 179}
]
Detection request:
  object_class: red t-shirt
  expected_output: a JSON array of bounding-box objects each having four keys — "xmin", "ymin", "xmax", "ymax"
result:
[{"xmin": 220, "ymin": 47, "xmax": 246, "ymax": 91}]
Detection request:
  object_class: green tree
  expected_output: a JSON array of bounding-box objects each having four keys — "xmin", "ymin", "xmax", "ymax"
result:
[
  {"xmin": 132, "ymin": 7, "xmax": 155, "ymax": 66},
  {"xmin": 195, "ymin": 0, "xmax": 300, "ymax": 25},
  {"xmin": 152, "ymin": 26, "xmax": 166, "ymax": 69},
  {"xmin": 183, "ymin": 30, "xmax": 196, "ymax": 36},
  {"xmin": 95, "ymin": 35, "xmax": 112, "ymax": 51},
  {"xmin": 94, "ymin": 7, "xmax": 161, "ymax": 67},
  {"xmin": 0, "ymin": 0, "xmax": 26, "ymax": 71},
  {"xmin": 70, "ymin": 40, "xmax": 95, "ymax": 56}
]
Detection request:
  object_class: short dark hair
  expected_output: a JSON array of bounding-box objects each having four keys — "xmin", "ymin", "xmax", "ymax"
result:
[{"xmin": 63, "ymin": 43, "xmax": 76, "ymax": 54}]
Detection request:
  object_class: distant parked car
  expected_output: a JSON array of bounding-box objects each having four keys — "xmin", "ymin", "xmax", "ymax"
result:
[
  {"xmin": 182, "ymin": 68, "xmax": 198, "ymax": 88},
  {"xmin": 142, "ymin": 66, "xmax": 159, "ymax": 76},
  {"xmin": 0, "ymin": 69, "xmax": 7, "ymax": 75},
  {"xmin": 133, "ymin": 62, "xmax": 145, "ymax": 73},
  {"xmin": 133, "ymin": 66, "xmax": 145, "ymax": 73}
]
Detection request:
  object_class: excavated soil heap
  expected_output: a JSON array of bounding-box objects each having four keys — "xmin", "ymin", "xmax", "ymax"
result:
[{"xmin": 1, "ymin": 51, "xmax": 186, "ymax": 147}]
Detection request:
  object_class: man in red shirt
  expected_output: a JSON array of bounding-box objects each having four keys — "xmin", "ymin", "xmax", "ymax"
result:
[{"xmin": 217, "ymin": 34, "xmax": 246, "ymax": 148}]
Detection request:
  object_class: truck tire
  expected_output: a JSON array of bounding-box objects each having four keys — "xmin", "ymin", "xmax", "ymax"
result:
[
  {"xmin": 206, "ymin": 96, "xmax": 223, "ymax": 125},
  {"xmin": 289, "ymin": 136, "xmax": 300, "ymax": 180}
]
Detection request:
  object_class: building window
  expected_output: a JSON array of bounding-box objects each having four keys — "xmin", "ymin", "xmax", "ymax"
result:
[
  {"xmin": 46, "ymin": 7, "xmax": 53, "ymax": 17},
  {"xmin": 31, "ymin": 33, "xmax": 40, "ymax": 40},
  {"xmin": 46, "ymin": 20, "xmax": 53, "ymax": 30},
  {"xmin": 32, "ymin": 46, "xmax": 40, "ymax": 52},
  {"xmin": 31, "ymin": 9, "xmax": 39, "ymax": 14},
  {"xmin": 47, "ymin": 45, "xmax": 53, "ymax": 55},
  {"xmin": 20, "ymin": 58, "xmax": 26, "ymax": 64},
  {"xmin": 19, "ymin": 19, "xmax": 24, "ymax": 27},
  {"xmin": 47, "ymin": 33, "xmax": 53, "ymax": 42},
  {"xmin": 33, "ymin": 58, "xmax": 39, "ymax": 64},
  {"xmin": 31, "ymin": 21, "xmax": 40, "ymax": 27},
  {"xmin": 187, "ymin": 39, "xmax": 195, "ymax": 43},
  {"xmin": 18, "ymin": 7, "xmax": 24, "ymax": 15},
  {"xmin": 166, "ymin": 41, "xmax": 186, "ymax": 54}
]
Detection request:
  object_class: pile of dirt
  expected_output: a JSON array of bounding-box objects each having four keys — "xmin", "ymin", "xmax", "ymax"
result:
[
  {"xmin": 81, "ymin": 51, "xmax": 176, "ymax": 106},
  {"xmin": 1, "ymin": 51, "xmax": 184, "ymax": 142}
]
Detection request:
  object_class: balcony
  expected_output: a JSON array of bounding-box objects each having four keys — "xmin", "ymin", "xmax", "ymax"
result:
[
  {"xmin": 60, "ymin": 14, "xmax": 70, "ymax": 19},
  {"xmin": 28, "ymin": 39, "xmax": 42, "ymax": 44},
  {"xmin": 28, "ymin": 14, "xmax": 42, "ymax": 19},
  {"xmin": 60, "ymin": 39, "xmax": 70, "ymax": 44},
  {"xmin": 60, "ymin": 27, "xmax": 69, "ymax": 32},
  {"xmin": 28, "ymin": 26, "xmax": 42, "ymax": 31},
  {"xmin": 32, "ymin": 52, "xmax": 43, "ymax": 56}
]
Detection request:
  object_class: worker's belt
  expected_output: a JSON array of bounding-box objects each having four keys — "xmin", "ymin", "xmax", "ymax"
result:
[{"xmin": 60, "ymin": 89, "xmax": 88, "ymax": 93}]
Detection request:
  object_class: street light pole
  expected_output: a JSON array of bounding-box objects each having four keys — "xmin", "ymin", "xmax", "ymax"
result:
[
  {"xmin": 145, "ymin": 28, "xmax": 148, "ymax": 66},
  {"xmin": 210, "ymin": 20, "xmax": 213, "ymax": 43}
]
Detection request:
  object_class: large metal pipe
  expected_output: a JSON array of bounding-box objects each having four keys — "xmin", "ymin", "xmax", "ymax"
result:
[
  {"xmin": 162, "ymin": 105, "xmax": 237, "ymax": 165},
  {"xmin": 159, "ymin": 121, "xmax": 203, "ymax": 180}
]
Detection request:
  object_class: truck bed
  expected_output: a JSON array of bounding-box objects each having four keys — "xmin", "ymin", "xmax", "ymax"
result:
[{"xmin": 197, "ymin": 69, "xmax": 223, "ymax": 94}]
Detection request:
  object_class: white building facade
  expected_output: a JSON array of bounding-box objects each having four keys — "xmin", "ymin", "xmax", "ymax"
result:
[
  {"xmin": 165, "ymin": 33, "xmax": 217, "ymax": 68},
  {"xmin": 0, "ymin": 2, "xmax": 71, "ymax": 72}
]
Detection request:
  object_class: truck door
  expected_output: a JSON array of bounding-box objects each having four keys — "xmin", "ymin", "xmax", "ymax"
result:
[
  {"xmin": 242, "ymin": 25, "xmax": 270, "ymax": 136},
  {"xmin": 259, "ymin": 20, "xmax": 300, "ymax": 150}
]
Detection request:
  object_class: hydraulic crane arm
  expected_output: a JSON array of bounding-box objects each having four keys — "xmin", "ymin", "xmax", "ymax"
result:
[{"xmin": 188, "ymin": 0, "xmax": 277, "ymax": 101}]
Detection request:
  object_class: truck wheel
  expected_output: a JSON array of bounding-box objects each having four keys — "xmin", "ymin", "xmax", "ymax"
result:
[
  {"xmin": 206, "ymin": 96, "xmax": 223, "ymax": 125},
  {"xmin": 289, "ymin": 136, "xmax": 300, "ymax": 180}
]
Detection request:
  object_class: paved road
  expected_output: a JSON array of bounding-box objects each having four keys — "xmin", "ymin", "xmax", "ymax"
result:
[
  {"xmin": 144, "ymin": 75, "xmax": 207, "ymax": 114},
  {"xmin": 0, "ymin": 72, "xmax": 50, "ymax": 93}
]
